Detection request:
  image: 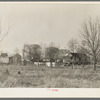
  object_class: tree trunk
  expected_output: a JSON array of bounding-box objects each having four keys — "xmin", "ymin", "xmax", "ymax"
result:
[
  {"xmin": 94, "ymin": 63, "xmax": 96, "ymax": 70},
  {"xmin": 72, "ymin": 58, "xmax": 74, "ymax": 69},
  {"xmin": 72, "ymin": 63, "xmax": 74, "ymax": 69},
  {"xmin": 93, "ymin": 55, "xmax": 97, "ymax": 71},
  {"xmin": 50, "ymin": 62, "xmax": 52, "ymax": 67}
]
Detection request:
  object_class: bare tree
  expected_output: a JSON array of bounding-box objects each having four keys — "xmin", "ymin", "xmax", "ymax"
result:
[
  {"xmin": 14, "ymin": 48, "xmax": 20, "ymax": 54},
  {"xmin": 80, "ymin": 17, "xmax": 100, "ymax": 70},
  {"xmin": 0, "ymin": 17, "xmax": 10, "ymax": 43},
  {"xmin": 40, "ymin": 43, "xmax": 46, "ymax": 60},
  {"xmin": 22, "ymin": 44, "xmax": 27, "ymax": 65},
  {"xmin": 67, "ymin": 38, "xmax": 78, "ymax": 53},
  {"xmin": 23, "ymin": 44, "xmax": 41, "ymax": 64},
  {"xmin": 77, "ymin": 41, "xmax": 86, "ymax": 53},
  {"xmin": 45, "ymin": 44, "xmax": 59, "ymax": 67}
]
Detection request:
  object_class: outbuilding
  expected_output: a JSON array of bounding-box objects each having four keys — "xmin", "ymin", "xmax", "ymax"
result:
[
  {"xmin": 0, "ymin": 53, "xmax": 9, "ymax": 64},
  {"xmin": 9, "ymin": 53, "xmax": 22, "ymax": 65}
]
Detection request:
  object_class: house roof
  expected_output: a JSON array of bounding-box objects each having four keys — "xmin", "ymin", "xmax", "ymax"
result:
[
  {"xmin": 70, "ymin": 53, "xmax": 87, "ymax": 58},
  {"xmin": 63, "ymin": 53, "xmax": 87, "ymax": 59},
  {"xmin": 59, "ymin": 49, "xmax": 69, "ymax": 53},
  {"xmin": 59, "ymin": 49, "xmax": 70, "ymax": 58},
  {"xmin": 9, "ymin": 53, "xmax": 21, "ymax": 58},
  {"xmin": 71, "ymin": 53, "xmax": 79, "ymax": 58},
  {"xmin": 1, "ymin": 53, "xmax": 8, "ymax": 57}
]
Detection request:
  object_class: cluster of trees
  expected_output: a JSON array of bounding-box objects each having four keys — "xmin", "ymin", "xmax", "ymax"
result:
[
  {"xmin": 22, "ymin": 43, "xmax": 59, "ymax": 65},
  {"xmin": 21, "ymin": 17, "xmax": 100, "ymax": 70},
  {"xmin": 0, "ymin": 17, "xmax": 100, "ymax": 70},
  {"xmin": 23, "ymin": 44, "xmax": 41, "ymax": 63},
  {"xmin": 67, "ymin": 18, "xmax": 100, "ymax": 70}
]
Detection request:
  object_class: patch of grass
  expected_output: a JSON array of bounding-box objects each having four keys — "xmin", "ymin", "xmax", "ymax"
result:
[{"xmin": 0, "ymin": 65, "xmax": 100, "ymax": 87}]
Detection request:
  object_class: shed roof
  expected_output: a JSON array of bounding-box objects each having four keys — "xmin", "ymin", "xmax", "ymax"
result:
[
  {"xmin": 70, "ymin": 53, "xmax": 87, "ymax": 58},
  {"xmin": 1, "ymin": 53, "xmax": 8, "ymax": 57},
  {"xmin": 9, "ymin": 53, "xmax": 21, "ymax": 58}
]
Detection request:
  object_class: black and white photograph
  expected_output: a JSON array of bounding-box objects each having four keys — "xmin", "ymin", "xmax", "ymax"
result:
[{"xmin": 0, "ymin": 2, "xmax": 100, "ymax": 89}]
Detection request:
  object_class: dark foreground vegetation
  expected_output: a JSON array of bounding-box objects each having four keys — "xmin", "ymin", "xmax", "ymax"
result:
[{"xmin": 0, "ymin": 65, "xmax": 100, "ymax": 88}]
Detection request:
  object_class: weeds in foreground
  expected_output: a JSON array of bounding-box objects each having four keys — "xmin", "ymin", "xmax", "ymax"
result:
[{"xmin": 0, "ymin": 65, "xmax": 100, "ymax": 88}]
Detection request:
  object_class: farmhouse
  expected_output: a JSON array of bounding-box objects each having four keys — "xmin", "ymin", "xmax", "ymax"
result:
[
  {"xmin": 63, "ymin": 53, "xmax": 90, "ymax": 65},
  {"xmin": 0, "ymin": 53, "xmax": 9, "ymax": 64},
  {"xmin": 58, "ymin": 49, "xmax": 70, "ymax": 59},
  {"xmin": 9, "ymin": 53, "xmax": 22, "ymax": 65}
]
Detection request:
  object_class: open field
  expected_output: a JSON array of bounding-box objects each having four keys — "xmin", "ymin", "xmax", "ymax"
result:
[{"xmin": 0, "ymin": 65, "xmax": 100, "ymax": 88}]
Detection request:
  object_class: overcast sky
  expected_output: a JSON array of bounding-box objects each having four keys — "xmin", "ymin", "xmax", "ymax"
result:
[{"xmin": 0, "ymin": 2, "xmax": 100, "ymax": 54}]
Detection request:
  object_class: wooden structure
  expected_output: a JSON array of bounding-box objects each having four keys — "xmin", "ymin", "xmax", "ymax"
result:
[
  {"xmin": 0, "ymin": 53, "xmax": 9, "ymax": 64},
  {"xmin": 9, "ymin": 53, "xmax": 22, "ymax": 65},
  {"xmin": 63, "ymin": 53, "xmax": 90, "ymax": 65}
]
